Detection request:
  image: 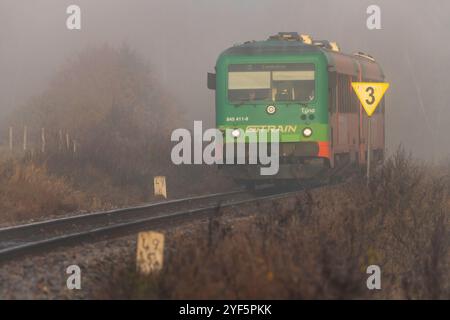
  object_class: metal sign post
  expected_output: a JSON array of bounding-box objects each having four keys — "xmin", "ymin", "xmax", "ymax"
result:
[
  {"xmin": 351, "ymin": 82, "xmax": 389, "ymax": 185},
  {"xmin": 367, "ymin": 117, "xmax": 372, "ymax": 184}
]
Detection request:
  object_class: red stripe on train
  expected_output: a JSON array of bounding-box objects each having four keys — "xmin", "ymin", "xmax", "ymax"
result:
[{"xmin": 318, "ymin": 141, "xmax": 330, "ymax": 158}]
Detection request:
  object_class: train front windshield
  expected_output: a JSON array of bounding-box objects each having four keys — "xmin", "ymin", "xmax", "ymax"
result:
[{"xmin": 228, "ymin": 63, "xmax": 315, "ymax": 103}]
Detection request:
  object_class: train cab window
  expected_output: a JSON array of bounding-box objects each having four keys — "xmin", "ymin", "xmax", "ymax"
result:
[
  {"xmin": 228, "ymin": 71, "xmax": 272, "ymax": 102},
  {"xmin": 272, "ymin": 70, "xmax": 315, "ymax": 102},
  {"xmin": 228, "ymin": 63, "xmax": 315, "ymax": 103}
]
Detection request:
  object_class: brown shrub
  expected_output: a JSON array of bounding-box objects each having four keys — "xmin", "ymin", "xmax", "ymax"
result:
[
  {"xmin": 97, "ymin": 150, "xmax": 449, "ymax": 300},
  {"xmin": 0, "ymin": 159, "xmax": 97, "ymax": 224},
  {"xmin": 364, "ymin": 149, "xmax": 449, "ymax": 299}
]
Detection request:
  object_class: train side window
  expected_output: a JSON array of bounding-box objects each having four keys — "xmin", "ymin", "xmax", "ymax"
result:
[
  {"xmin": 336, "ymin": 73, "xmax": 353, "ymax": 114},
  {"xmin": 329, "ymin": 86, "xmax": 336, "ymax": 113},
  {"xmin": 338, "ymin": 74, "xmax": 346, "ymax": 113},
  {"xmin": 340, "ymin": 75, "xmax": 344, "ymax": 113},
  {"xmin": 378, "ymin": 97, "xmax": 385, "ymax": 114},
  {"xmin": 343, "ymin": 75, "xmax": 349, "ymax": 113},
  {"xmin": 329, "ymin": 73, "xmax": 337, "ymax": 113},
  {"xmin": 351, "ymin": 76, "xmax": 358, "ymax": 113},
  {"xmin": 345, "ymin": 75, "xmax": 351, "ymax": 113},
  {"xmin": 339, "ymin": 74, "xmax": 343, "ymax": 113},
  {"xmin": 337, "ymin": 74, "xmax": 342, "ymax": 113},
  {"xmin": 352, "ymin": 77, "xmax": 359, "ymax": 114},
  {"xmin": 340, "ymin": 75, "xmax": 345, "ymax": 113},
  {"xmin": 347, "ymin": 76, "xmax": 351, "ymax": 113},
  {"xmin": 343, "ymin": 75, "xmax": 348, "ymax": 112}
]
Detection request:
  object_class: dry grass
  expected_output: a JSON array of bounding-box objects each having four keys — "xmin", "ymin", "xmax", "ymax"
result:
[
  {"xmin": 0, "ymin": 159, "xmax": 98, "ymax": 224},
  {"xmin": 97, "ymin": 150, "xmax": 449, "ymax": 299}
]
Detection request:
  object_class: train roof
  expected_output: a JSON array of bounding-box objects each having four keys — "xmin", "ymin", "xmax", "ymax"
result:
[{"xmin": 219, "ymin": 33, "xmax": 385, "ymax": 81}]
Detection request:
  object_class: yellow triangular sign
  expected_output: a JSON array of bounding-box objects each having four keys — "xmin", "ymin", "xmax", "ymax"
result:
[{"xmin": 351, "ymin": 82, "xmax": 389, "ymax": 117}]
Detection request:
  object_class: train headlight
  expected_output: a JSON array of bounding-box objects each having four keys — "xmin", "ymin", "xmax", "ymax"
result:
[
  {"xmin": 266, "ymin": 105, "xmax": 276, "ymax": 114},
  {"xmin": 231, "ymin": 129, "xmax": 241, "ymax": 138},
  {"xmin": 302, "ymin": 127, "xmax": 313, "ymax": 137}
]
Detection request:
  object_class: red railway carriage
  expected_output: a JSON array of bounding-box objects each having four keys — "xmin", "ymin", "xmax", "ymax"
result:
[{"xmin": 328, "ymin": 51, "xmax": 385, "ymax": 169}]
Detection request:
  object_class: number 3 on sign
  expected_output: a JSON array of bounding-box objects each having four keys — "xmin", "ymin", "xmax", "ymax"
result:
[
  {"xmin": 351, "ymin": 82, "xmax": 389, "ymax": 117},
  {"xmin": 365, "ymin": 86, "xmax": 375, "ymax": 105}
]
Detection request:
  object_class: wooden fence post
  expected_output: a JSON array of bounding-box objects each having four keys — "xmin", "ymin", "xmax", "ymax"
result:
[
  {"xmin": 23, "ymin": 126, "xmax": 27, "ymax": 151},
  {"xmin": 41, "ymin": 128, "xmax": 46, "ymax": 153},
  {"xmin": 66, "ymin": 133, "xmax": 70, "ymax": 151},
  {"xmin": 9, "ymin": 127, "xmax": 13, "ymax": 151},
  {"xmin": 59, "ymin": 130, "xmax": 63, "ymax": 151}
]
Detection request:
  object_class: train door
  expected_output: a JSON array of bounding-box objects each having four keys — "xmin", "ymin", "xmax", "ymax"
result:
[{"xmin": 328, "ymin": 72, "xmax": 337, "ymax": 167}]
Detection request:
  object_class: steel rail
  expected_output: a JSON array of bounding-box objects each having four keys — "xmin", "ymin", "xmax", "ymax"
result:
[
  {"xmin": 0, "ymin": 189, "xmax": 244, "ymax": 242},
  {"xmin": 0, "ymin": 183, "xmax": 324, "ymax": 263}
]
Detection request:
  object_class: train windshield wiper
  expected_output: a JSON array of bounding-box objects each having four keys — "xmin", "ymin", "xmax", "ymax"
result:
[
  {"xmin": 233, "ymin": 100, "xmax": 249, "ymax": 107},
  {"xmin": 233, "ymin": 98, "xmax": 274, "ymax": 107}
]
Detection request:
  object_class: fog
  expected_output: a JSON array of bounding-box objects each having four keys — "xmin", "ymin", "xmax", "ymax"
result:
[{"xmin": 1, "ymin": 0, "xmax": 449, "ymax": 161}]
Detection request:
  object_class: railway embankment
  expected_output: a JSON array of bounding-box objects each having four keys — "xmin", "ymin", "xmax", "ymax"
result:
[{"xmin": 1, "ymin": 150, "xmax": 448, "ymax": 299}]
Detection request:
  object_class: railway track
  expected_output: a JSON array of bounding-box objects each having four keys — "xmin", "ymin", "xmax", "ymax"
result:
[{"xmin": 0, "ymin": 183, "xmax": 324, "ymax": 263}]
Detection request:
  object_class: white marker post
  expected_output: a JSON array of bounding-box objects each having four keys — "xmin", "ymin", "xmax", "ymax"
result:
[
  {"xmin": 154, "ymin": 176, "xmax": 167, "ymax": 199},
  {"xmin": 136, "ymin": 231, "xmax": 165, "ymax": 275},
  {"xmin": 351, "ymin": 82, "xmax": 389, "ymax": 184}
]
